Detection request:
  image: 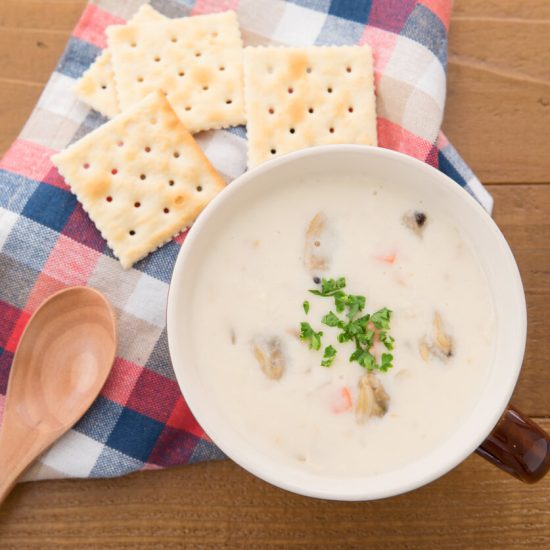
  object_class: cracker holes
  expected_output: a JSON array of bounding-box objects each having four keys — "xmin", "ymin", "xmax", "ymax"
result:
[
  {"xmin": 83, "ymin": 163, "xmax": 90, "ymax": 169},
  {"xmin": 171, "ymin": 37, "xmax": 178, "ymax": 43},
  {"xmin": 117, "ymin": 140, "xmax": 124, "ymax": 147},
  {"xmin": 306, "ymin": 67, "xmax": 312, "ymax": 74},
  {"xmin": 134, "ymin": 202, "xmax": 141, "ymax": 208},
  {"xmin": 130, "ymin": 42, "xmax": 137, "ymax": 48},
  {"xmin": 270, "ymin": 148, "xmax": 277, "ymax": 155},
  {"xmin": 346, "ymin": 66, "xmax": 352, "ymax": 73},
  {"xmin": 196, "ymin": 185, "xmax": 203, "ymax": 192},
  {"xmin": 225, "ymin": 99, "xmax": 233, "ymax": 104},
  {"xmin": 145, "ymin": 147, "xmax": 151, "ymax": 153},
  {"xmin": 101, "ymin": 84, "xmax": 107, "ymax": 90},
  {"xmin": 137, "ymin": 76, "xmax": 144, "ymax": 83},
  {"xmin": 163, "ymin": 207, "xmax": 170, "ymax": 214},
  {"xmin": 185, "ymin": 106, "xmax": 192, "ymax": 111},
  {"xmin": 173, "ymin": 152, "xmax": 180, "ymax": 159},
  {"xmin": 169, "ymin": 180, "xmax": 175, "ymax": 186},
  {"xmin": 308, "ymin": 107, "xmax": 314, "ymax": 114},
  {"xmin": 203, "ymin": 86, "xmax": 209, "ymax": 91},
  {"xmin": 288, "ymin": 87, "xmax": 294, "ymax": 94},
  {"xmin": 129, "ymin": 230, "xmax": 136, "ymax": 236},
  {"xmin": 106, "ymin": 196, "xmax": 112, "ymax": 202},
  {"xmin": 348, "ymin": 107, "xmax": 354, "ymax": 113},
  {"xmin": 195, "ymin": 51, "xmax": 202, "ymax": 57},
  {"xmin": 219, "ymin": 65, "xmax": 225, "ymax": 71},
  {"xmin": 111, "ymin": 169, "xmax": 118, "ymax": 175},
  {"xmin": 179, "ymin": 70, "xmax": 185, "ymax": 77},
  {"xmin": 327, "ymin": 87, "xmax": 333, "ymax": 93},
  {"xmin": 329, "ymin": 127, "xmax": 335, "ymax": 133},
  {"xmin": 289, "ymin": 128, "xmax": 295, "ymax": 134},
  {"xmin": 314, "ymin": 240, "xmax": 321, "ymax": 247},
  {"xmin": 154, "ymin": 56, "xmax": 161, "ymax": 63},
  {"xmin": 140, "ymin": 174, "xmax": 147, "ymax": 180}
]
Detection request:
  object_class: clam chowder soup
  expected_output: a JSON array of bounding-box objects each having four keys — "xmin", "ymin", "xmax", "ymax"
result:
[{"xmin": 188, "ymin": 175, "xmax": 495, "ymax": 476}]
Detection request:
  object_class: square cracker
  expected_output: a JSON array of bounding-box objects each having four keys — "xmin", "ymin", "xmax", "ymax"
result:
[
  {"xmin": 51, "ymin": 91, "xmax": 225, "ymax": 269},
  {"xmin": 73, "ymin": 4, "xmax": 166, "ymax": 118},
  {"xmin": 107, "ymin": 10, "xmax": 245, "ymax": 133},
  {"xmin": 243, "ymin": 46, "xmax": 377, "ymax": 168}
]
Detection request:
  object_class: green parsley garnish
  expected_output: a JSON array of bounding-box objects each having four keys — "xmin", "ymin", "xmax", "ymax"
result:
[
  {"xmin": 300, "ymin": 277, "xmax": 394, "ymax": 371},
  {"xmin": 309, "ymin": 276, "xmax": 346, "ymax": 297},
  {"xmin": 299, "ymin": 322, "xmax": 323, "ymax": 351},
  {"xmin": 321, "ymin": 345, "xmax": 337, "ymax": 367},
  {"xmin": 303, "ymin": 300, "xmax": 310, "ymax": 314}
]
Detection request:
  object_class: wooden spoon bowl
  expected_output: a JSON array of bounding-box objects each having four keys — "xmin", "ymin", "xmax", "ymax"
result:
[{"xmin": 0, "ymin": 287, "xmax": 116, "ymax": 504}]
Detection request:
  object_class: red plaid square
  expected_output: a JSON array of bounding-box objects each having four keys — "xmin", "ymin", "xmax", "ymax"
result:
[
  {"xmin": 378, "ymin": 117, "xmax": 433, "ymax": 162},
  {"xmin": 0, "ymin": 140, "xmax": 57, "ymax": 184},
  {"xmin": 100, "ymin": 357, "xmax": 143, "ymax": 406},
  {"xmin": 42, "ymin": 234, "xmax": 101, "ymax": 286},
  {"xmin": 0, "ymin": 301, "xmax": 22, "ymax": 349},
  {"xmin": 126, "ymin": 369, "xmax": 181, "ymax": 424},
  {"xmin": 4, "ymin": 309, "xmax": 31, "ymax": 353},
  {"xmin": 24, "ymin": 273, "xmax": 68, "ymax": 313},
  {"xmin": 73, "ymin": 4, "xmax": 124, "ymax": 48},
  {"xmin": 166, "ymin": 395, "xmax": 207, "ymax": 440}
]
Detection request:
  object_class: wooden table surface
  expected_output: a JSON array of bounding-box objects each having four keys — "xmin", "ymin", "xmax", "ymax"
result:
[{"xmin": 1, "ymin": 0, "xmax": 549, "ymax": 547}]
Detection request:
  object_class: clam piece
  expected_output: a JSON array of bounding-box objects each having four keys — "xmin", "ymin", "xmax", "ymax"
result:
[
  {"xmin": 403, "ymin": 210, "xmax": 428, "ymax": 236},
  {"xmin": 355, "ymin": 373, "xmax": 390, "ymax": 423},
  {"xmin": 252, "ymin": 337, "xmax": 285, "ymax": 380},
  {"xmin": 304, "ymin": 212, "xmax": 330, "ymax": 276},
  {"xmin": 418, "ymin": 311, "xmax": 454, "ymax": 362},
  {"xmin": 433, "ymin": 312, "xmax": 453, "ymax": 357}
]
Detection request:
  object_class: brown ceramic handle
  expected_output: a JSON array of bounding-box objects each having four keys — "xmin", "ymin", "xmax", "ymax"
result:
[{"xmin": 475, "ymin": 405, "xmax": 550, "ymax": 482}]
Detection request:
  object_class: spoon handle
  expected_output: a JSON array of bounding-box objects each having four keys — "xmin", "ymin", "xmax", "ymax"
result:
[{"xmin": 0, "ymin": 421, "xmax": 51, "ymax": 505}]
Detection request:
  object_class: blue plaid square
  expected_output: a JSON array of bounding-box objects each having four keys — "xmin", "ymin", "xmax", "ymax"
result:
[
  {"xmin": 190, "ymin": 439, "xmax": 226, "ymax": 464},
  {"xmin": 316, "ymin": 14, "xmax": 366, "ymax": 45},
  {"xmin": 135, "ymin": 238, "xmax": 181, "ymax": 284},
  {"xmin": 57, "ymin": 37, "xmax": 100, "ymax": 79},
  {"xmin": 3, "ymin": 217, "xmax": 59, "ymax": 272},
  {"xmin": 328, "ymin": 0, "xmax": 372, "ymax": 24},
  {"xmin": 0, "ymin": 255, "xmax": 40, "ymax": 309},
  {"xmin": 106, "ymin": 407, "xmax": 165, "ymax": 462},
  {"xmin": 290, "ymin": 0, "xmax": 331, "ymax": 12},
  {"xmin": 74, "ymin": 396, "xmax": 124, "ymax": 444},
  {"xmin": 22, "ymin": 183, "xmax": 76, "ymax": 232},
  {"xmin": 402, "ymin": 4, "xmax": 447, "ymax": 66},
  {"xmin": 150, "ymin": 0, "xmax": 193, "ymax": 17},
  {"xmin": 0, "ymin": 170, "xmax": 39, "ymax": 213},
  {"xmin": 438, "ymin": 150, "xmax": 467, "ymax": 187}
]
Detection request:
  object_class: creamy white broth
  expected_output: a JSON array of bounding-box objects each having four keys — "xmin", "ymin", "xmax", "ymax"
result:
[{"xmin": 188, "ymin": 175, "xmax": 495, "ymax": 477}]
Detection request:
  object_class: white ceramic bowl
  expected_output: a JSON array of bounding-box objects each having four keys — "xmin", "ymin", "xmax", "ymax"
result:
[{"xmin": 167, "ymin": 145, "xmax": 526, "ymax": 500}]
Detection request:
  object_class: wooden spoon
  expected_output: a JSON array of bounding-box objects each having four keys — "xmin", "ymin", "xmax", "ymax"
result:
[{"xmin": 0, "ymin": 287, "xmax": 116, "ymax": 504}]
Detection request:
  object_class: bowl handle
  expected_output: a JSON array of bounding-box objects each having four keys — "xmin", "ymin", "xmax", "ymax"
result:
[{"xmin": 475, "ymin": 404, "xmax": 550, "ymax": 482}]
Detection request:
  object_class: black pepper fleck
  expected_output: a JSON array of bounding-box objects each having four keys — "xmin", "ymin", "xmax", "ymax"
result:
[
  {"xmin": 313, "ymin": 276, "xmax": 321, "ymax": 284},
  {"xmin": 414, "ymin": 211, "xmax": 427, "ymax": 227}
]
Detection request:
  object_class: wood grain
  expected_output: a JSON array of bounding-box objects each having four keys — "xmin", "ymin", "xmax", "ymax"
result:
[
  {"xmin": 1, "ymin": 430, "xmax": 550, "ymax": 548},
  {"xmin": 0, "ymin": 0, "xmax": 549, "ymax": 547}
]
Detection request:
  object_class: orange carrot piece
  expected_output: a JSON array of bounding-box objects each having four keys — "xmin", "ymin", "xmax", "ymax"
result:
[{"xmin": 331, "ymin": 386, "xmax": 353, "ymax": 413}]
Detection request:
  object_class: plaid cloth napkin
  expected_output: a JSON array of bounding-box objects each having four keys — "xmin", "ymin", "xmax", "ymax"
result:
[{"xmin": 0, "ymin": 0, "xmax": 492, "ymax": 481}]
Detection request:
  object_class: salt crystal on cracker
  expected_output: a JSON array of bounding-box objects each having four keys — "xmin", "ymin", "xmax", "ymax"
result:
[
  {"xmin": 107, "ymin": 10, "xmax": 245, "ymax": 133},
  {"xmin": 243, "ymin": 46, "xmax": 377, "ymax": 168},
  {"xmin": 52, "ymin": 91, "xmax": 225, "ymax": 269},
  {"xmin": 73, "ymin": 4, "xmax": 166, "ymax": 118}
]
